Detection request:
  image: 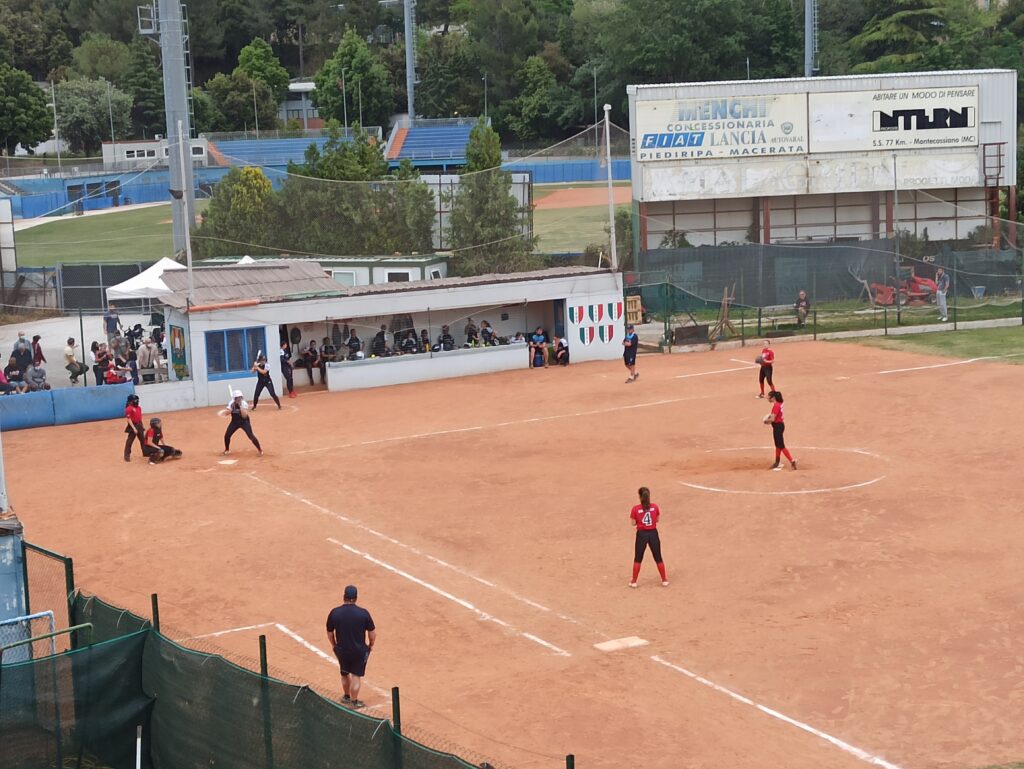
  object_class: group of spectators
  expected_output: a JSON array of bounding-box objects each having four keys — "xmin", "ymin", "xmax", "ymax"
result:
[
  {"xmin": 0, "ymin": 331, "xmax": 51, "ymax": 395},
  {"xmin": 86, "ymin": 303, "xmax": 167, "ymax": 387},
  {"xmin": 285, "ymin": 318, "xmax": 572, "ymax": 384}
]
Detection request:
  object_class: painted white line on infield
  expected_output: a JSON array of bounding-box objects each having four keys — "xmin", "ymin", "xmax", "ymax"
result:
[
  {"xmin": 651, "ymin": 656, "xmax": 905, "ymax": 769},
  {"xmin": 594, "ymin": 636, "xmax": 649, "ymax": 652},
  {"xmin": 193, "ymin": 622, "xmax": 274, "ymax": 639},
  {"xmin": 681, "ymin": 477, "xmax": 886, "ymax": 496},
  {"xmin": 876, "ymin": 353, "xmax": 1024, "ymax": 375},
  {"xmin": 249, "ymin": 474, "xmax": 595, "ymax": 628},
  {"xmin": 274, "ymin": 623, "xmax": 391, "ymax": 700},
  {"xmin": 730, "ymin": 358, "xmax": 760, "ymax": 367},
  {"xmin": 288, "ymin": 394, "xmax": 718, "ymax": 456},
  {"xmin": 707, "ymin": 446, "xmax": 886, "ymax": 459},
  {"xmin": 328, "ymin": 538, "xmax": 571, "ymax": 657},
  {"xmin": 675, "ymin": 365, "xmax": 754, "ymax": 379}
]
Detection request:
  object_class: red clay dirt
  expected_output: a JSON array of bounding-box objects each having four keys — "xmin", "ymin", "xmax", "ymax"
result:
[
  {"xmin": 534, "ymin": 186, "xmax": 632, "ymax": 210},
  {"xmin": 7, "ymin": 339, "xmax": 1024, "ymax": 769}
]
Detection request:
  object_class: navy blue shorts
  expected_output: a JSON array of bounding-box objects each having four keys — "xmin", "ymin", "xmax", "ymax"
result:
[
  {"xmin": 335, "ymin": 647, "xmax": 370, "ymax": 677},
  {"xmin": 623, "ymin": 354, "xmax": 636, "ymax": 366}
]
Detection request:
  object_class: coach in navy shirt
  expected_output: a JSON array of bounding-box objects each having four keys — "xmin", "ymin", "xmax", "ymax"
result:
[{"xmin": 326, "ymin": 585, "xmax": 376, "ymax": 708}]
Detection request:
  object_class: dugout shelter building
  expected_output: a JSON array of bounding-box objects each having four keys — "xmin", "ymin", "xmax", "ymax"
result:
[
  {"xmin": 627, "ymin": 70, "xmax": 1018, "ymax": 250},
  {"xmin": 139, "ymin": 263, "xmax": 625, "ymax": 413}
]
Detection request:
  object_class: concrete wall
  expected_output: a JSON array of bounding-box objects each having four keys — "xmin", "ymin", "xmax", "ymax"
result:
[{"xmin": 326, "ymin": 345, "xmax": 528, "ymax": 392}]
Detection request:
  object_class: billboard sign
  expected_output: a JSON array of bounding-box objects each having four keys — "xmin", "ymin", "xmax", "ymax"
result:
[
  {"xmin": 809, "ymin": 86, "xmax": 979, "ymax": 153},
  {"xmin": 633, "ymin": 94, "xmax": 807, "ymax": 161}
]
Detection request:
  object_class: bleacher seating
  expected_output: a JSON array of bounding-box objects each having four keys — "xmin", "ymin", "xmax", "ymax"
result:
[
  {"xmin": 386, "ymin": 121, "xmax": 475, "ymax": 164},
  {"xmin": 213, "ymin": 138, "xmax": 333, "ymax": 166}
]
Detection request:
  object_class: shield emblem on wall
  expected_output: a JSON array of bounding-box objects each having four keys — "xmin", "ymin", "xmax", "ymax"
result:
[
  {"xmin": 579, "ymin": 327, "xmax": 595, "ymax": 345},
  {"xmin": 598, "ymin": 325, "xmax": 615, "ymax": 343},
  {"xmin": 607, "ymin": 301, "xmax": 623, "ymax": 321},
  {"xmin": 588, "ymin": 304, "xmax": 604, "ymax": 323},
  {"xmin": 568, "ymin": 305, "xmax": 585, "ymax": 325}
]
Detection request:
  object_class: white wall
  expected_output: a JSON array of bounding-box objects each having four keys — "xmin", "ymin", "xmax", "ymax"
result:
[
  {"xmin": 326, "ymin": 345, "xmax": 528, "ymax": 391},
  {"xmin": 562, "ymin": 290, "xmax": 626, "ymax": 362}
]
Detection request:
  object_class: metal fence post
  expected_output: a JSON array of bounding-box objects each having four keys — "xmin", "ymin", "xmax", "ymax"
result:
[
  {"xmin": 259, "ymin": 634, "xmax": 274, "ymax": 769},
  {"xmin": 813, "ymin": 310, "xmax": 817, "ymax": 341},
  {"xmin": 64, "ymin": 556, "xmax": 76, "ymax": 648},
  {"xmin": 884, "ymin": 305, "xmax": 888, "ymax": 336},
  {"xmin": 392, "ymin": 686, "xmax": 404, "ymax": 769},
  {"xmin": 150, "ymin": 593, "xmax": 160, "ymax": 633},
  {"xmin": 740, "ymin": 307, "xmax": 745, "ymax": 346},
  {"xmin": 566, "ymin": 755, "xmax": 575, "ymax": 769},
  {"xmin": 952, "ymin": 252, "xmax": 958, "ymax": 331}
]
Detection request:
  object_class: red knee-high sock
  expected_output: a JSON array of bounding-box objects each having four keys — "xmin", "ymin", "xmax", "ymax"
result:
[
  {"xmin": 775, "ymin": 448, "xmax": 782, "ymax": 461},
  {"xmin": 782, "ymin": 448, "xmax": 793, "ymax": 461},
  {"xmin": 656, "ymin": 562, "xmax": 667, "ymax": 581},
  {"xmin": 631, "ymin": 562, "xmax": 641, "ymax": 582}
]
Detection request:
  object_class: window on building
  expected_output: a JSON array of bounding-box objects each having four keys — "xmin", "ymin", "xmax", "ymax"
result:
[
  {"xmin": 331, "ymin": 270, "xmax": 356, "ymax": 286},
  {"xmin": 147, "ymin": 149, "xmax": 157, "ymax": 157},
  {"xmin": 191, "ymin": 145, "xmax": 204, "ymax": 156},
  {"xmin": 287, "ymin": 109, "xmax": 304, "ymax": 120},
  {"xmin": 125, "ymin": 150, "xmax": 137, "ymax": 159},
  {"xmin": 429, "ymin": 268, "xmax": 442, "ymax": 280},
  {"xmin": 307, "ymin": 108, "xmax": 320, "ymax": 118},
  {"xmin": 386, "ymin": 272, "xmax": 410, "ymax": 282},
  {"xmin": 205, "ymin": 327, "xmax": 265, "ymax": 379}
]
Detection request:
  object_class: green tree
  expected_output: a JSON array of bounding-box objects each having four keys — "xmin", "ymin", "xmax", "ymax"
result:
[
  {"xmin": 205, "ymin": 71, "xmax": 279, "ymax": 132},
  {"xmin": 448, "ymin": 119, "xmax": 539, "ymax": 275},
  {"xmin": 123, "ymin": 38, "xmax": 165, "ymax": 138},
  {"xmin": 416, "ymin": 32, "xmax": 482, "ymax": 118},
  {"xmin": 194, "ymin": 166, "xmax": 277, "ymax": 256},
  {"xmin": 191, "ymin": 87, "xmax": 227, "ymax": 134},
  {"xmin": 66, "ymin": 0, "xmax": 140, "ymax": 42},
  {"xmin": 0, "ymin": 63, "xmax": 53, "ymax": 154},
  {"xmin": 313, "ymin": 28, "xmax": 394, "ymax": 129},
  {"xmin": 0, "ymin": 0, "xmax": 73, "ymax": 80},
  {"xmin": 54, "ymin": 78, "xmax": 132, "ymax": 154},
  {"xmin": 504, "ymin": 55, "xmax": 578, "ymax": 141},
  {"xmin": 71, "ymin": 33, "xmax": 133, "ymax": 87},
  {"xmin": 453, "ymin": 0, "xmax": 542, "ymax": 106},
  {"xmin": 849, "ymin": 0, "xmax": 950, "ymax": 72},
  {"xmin": 236, "ymin": 37, "xmax": 290, "ymax": 103}
]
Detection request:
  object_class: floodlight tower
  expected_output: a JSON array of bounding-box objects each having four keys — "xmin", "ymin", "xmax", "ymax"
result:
[
  {"xmin": 804, "ymin": 0, "xmax": 819, "ymax": 77},
  {"xmin": 139, "ymin": 0, "xmax": 196, "ymax": 257}
]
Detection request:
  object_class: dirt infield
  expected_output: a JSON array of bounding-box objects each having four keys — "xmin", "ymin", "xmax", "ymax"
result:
[
  {"xmin": 534, "ymin": 185, "xmax": 632, "ymax": 210},
  {"xmin": 8, "ymin": 340, "xmax": 1024, "ymax": 769}
]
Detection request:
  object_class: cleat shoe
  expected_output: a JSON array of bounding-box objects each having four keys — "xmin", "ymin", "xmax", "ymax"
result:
[
  {"xmin": 757, "ymin": 393, "xmax": 765, "ymax": 398},
  {"xmin": 661, "ymin": 581, "xmax": 670, "ymax": 587},
  {"xmin": 351, "ymin": 700, "xmax": 366, "ymax": 709},
  {"xmin": 769, "ymin": 462, "xmax": 780, "ymax": 470},
  {"xmin": 628, "ymin": 582, "xmax": 638, "ymax": 589},
  {"xmin": 791, "ymin": 460, "xmax": 798, "ymax": 470}
]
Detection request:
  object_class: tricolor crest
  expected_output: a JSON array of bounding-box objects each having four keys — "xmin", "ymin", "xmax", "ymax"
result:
[
  {"xmin": 607, "ymin": 301, "xmax": 623, "ymax": 321},
  {"xmin": 579, "ymin": 326, "xmax": 596, "ymax": 345},
  {"xmin": 568, "ymin": 305, "xmax": 585, "ymax": 324},
  {"xmin": 598, "ymin": 325, "xmax": 615, "ymax": 343},
  {"xmin": 588, "ymin": 304, "xmax": 604, "ymax": 323}
]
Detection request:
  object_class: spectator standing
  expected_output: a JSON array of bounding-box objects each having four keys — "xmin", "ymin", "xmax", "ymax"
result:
[
  {"xmin": 346, "ymin": 329, "xmax": 364, "ymax": 360},
  {"xmin": 125, "ymin": 350, "xmax": 140, "ymax": 385},
  {"xmin": 137, "ymin": 337, "xmax": 160, "ymax": 383},
  {"xmin": 371, "ymin": 325, "xmax": 389, "ymax": 357},
  {"xmin": 64, "ymin": 338, "xmax": 89, "ymax": 385},
  {"xmin": 26, "ymin": 365, "xmax": 50, "ymax": 391},
  {"xmin": 280, "ymin": 342, "xmax": 297, "ymax": 398},
  {"xmin": 103, "ymin": 304, "xmax": 122, "ymax": 343},
  {"xmin": 794, "ymin": 290, "xmax": 811, "ymax": 327},
  {"xmin": 935, "ymin": 267, "xmax": 950, "ymax": 322},
  {"xmin": 464, "ymin": 318, "xmax": 479, "ymax": 346},
  {"xmin": 3, "ymin": 358, "xmax": 28, "ymax": 394},
  {"xmin": 31, "ymin": 335, "xmax": 46, "ymax": 367},
  {"xmin": 326, "ymin": 585, "xmax": 376, "ymax": 709},
  {"xmin": 480, "ymin": 320, "xmax": 496, "ymax": 346},
  {"xmin": 11, "ymin": 331, "xmax": 29, "ymax": 356}
]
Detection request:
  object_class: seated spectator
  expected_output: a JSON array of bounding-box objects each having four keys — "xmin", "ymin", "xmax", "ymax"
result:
[
  {"xmin": 0, "ymin": 368, "xmax": 18, "ymax": 395},
  {"xmin": 464, "ymin": 317, "xmax": 479, "ymax": 346},
  {"xmin": 346, "ymin": 329, "xmax": 363, "ymax": 361},
  {"xmin": 400, "ymin": 330, "xmax": 419, "ymax": 355},
  {"xmin": 125, "ymin": 350, "xmax": 140, "ymax": 385},
  {"xmin": 12, "ymin": 334, "xmax": 32, "ymax": 373},
  {"xmin": 302, "ymin": 340, "xmax": 322, "ymax": 383},
  {"xmin": 371, "ymin": 324, "xmax": 390, "ymax": 357},
  {"xmin": 26, "ymin": 365, "xmax": 51, "ymax": 391},
  {"xmin": 480, "ymin": 320, "xmax": 497, "ymax": 346},
  {"xmin": 31, "ymin": 334, "xmax": 46, "ymax": 367},
  {"xmin": 794, "ymin": 290, "xmax": 811, "ymax": 326},
  {"xmin": 554, "ymin": 335, "xmax": 569, "ymax": 366},
  {"xmin": 105, "ymin": 358, "xmax": 129, "ymax": 384},
  {"xmin": 64, "ymin": 338, "xmax": 89, "ymax": 385},
  {"xmin": 510, "ymin": 331, "xmax": 526, "ymax": 344},
  {"xmin": 529, "ymin": 326, "xmax": 548, "ymax": 368},
  {"xmin": 319, "ymin": 336, "xmax": 336, "ymax": 380},
  {"xmin": 3, "ymin": 357, "xmax": 29, "ymax": 393},
  {"xmin": 137, "ymin": 337, "xmax": 161, "ymax": 383},
  {"xmin": 437, "ymin": 325, "xmax": 455, "ymax": 351},
  {"xmin": 419, "ymin": 329, "xmax": 431, "ymax": 353}
]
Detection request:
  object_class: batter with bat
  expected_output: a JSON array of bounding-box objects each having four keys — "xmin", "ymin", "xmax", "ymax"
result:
[
  {"xmin": 221, "ymin": 389, "xmax": 263, "ymax": 456},
  {"xmin": 250, "ymin": 352, "xmax": 281, "ymax": 410}
]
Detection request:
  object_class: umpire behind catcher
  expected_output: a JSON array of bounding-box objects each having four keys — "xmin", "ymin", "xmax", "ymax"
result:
[{"xmin": 326, "ymin": 585, "xmax": 376, "ymax": 708}]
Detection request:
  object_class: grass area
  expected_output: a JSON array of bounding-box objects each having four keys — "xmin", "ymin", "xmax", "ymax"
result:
[
  {"xmin": 16, "ymin": 202, "xmax": 208, "ymax": 266},
  {"xmin": 533, "ymin": 180, "xmax": 630, "ymax": 202},
  {"xmin": 534, "ymin": 203, "xmax": 628, "ymax": 253},
  {"xmin": 833, "ymin": 324, "xmax": 1024, "ymax": 362}
]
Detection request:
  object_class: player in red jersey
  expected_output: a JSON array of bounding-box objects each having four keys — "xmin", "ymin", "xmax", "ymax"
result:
[
  {"xmin": 764, "ymin": 390, "xmax": 796, "ymax": 470},
  {"xmin": 756, "ymin": 340, "xmax": 775, "ymax": 398},
  {"xmin": 629, "ymin": 486, "xmax": 668, "ymax": 588}
]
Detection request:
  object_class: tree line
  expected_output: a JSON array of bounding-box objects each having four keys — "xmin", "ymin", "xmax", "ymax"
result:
[{"xmin": 4, "ymin": 0, "xmax": 1024, "ymax": 156}]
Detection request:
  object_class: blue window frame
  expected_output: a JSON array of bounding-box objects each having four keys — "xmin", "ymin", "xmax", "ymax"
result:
[{"xmin": 205, "ymin": 327, "xmax": 266, "ymax": 381}]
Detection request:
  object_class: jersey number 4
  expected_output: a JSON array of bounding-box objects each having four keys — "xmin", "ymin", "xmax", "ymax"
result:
[{"xmin": 641, "ymin": 511, "xmax": 653, "ymax": 527}]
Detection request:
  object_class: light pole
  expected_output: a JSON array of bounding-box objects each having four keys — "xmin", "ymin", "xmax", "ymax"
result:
[
  {"xmin": 603, "ymin": 103, "xmax": 618, "ymax": 270},
  {"xmin": 357, "ymin": 79, "xmax": 363, "ymax": 126},
  {"xmin": 252, "ymin": 81, "xmax": 260, "ymax": 139},
  {"xmin": 340, "ymin": 69, "xmax": 349, "ymax": 133},
  {"xmin": 49, "ymin": 81, "xmax": 62, "ymax": 176},
  {"xmin": 482, "ymin": 72, "xmax": 488, "ymax": 119},
  {"xmin": 177, "ymin": 119, "xmax": 195, "ymax": 305},
  {"xmin": 592, "ymin": 67, "xmax": 598, "ymax": 127},
  {"xmin": 106, "ymin": 80, "xmax": 117, "ymax": 161}
]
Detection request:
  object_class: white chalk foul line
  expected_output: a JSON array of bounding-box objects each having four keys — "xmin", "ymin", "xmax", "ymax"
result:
[
  {"xmin": 729, "ymin": 358, "xmax": 760, "ymax": 367},
  {"xmin": 193, "ymin": 622, "xmax": 274, "ymax": 639},
  {"xmin": 680, "ymin": 477, "xmax": 886, "ymax": 496},
  {"xmin": 328, "ymin": 538, "xmax": 571, "ymax": 657},
  {"xmin": 675, "ymin": 365, "xmax": 754, "ymax": 379},
  {"xmin": 248, "ymin": 473, "xmax": 591, "ymax": 627},
  {"xmin": 877, "ymin": 352, "xmax": 1024, "ymax": 375},
  {"xmin": 651, "ymin": 656, "xmax": 905, "ymax": 769},
  {"xmin": 288, "ymin": 394, "xmax": 718, "ymax": 456}
]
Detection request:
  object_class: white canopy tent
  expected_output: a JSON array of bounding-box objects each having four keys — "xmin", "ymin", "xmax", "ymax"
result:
[{"xmin": 105, "ymin": 257, "xmax": 186, "ymax": 301}]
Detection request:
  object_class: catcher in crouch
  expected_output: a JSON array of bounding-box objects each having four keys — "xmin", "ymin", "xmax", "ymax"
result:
[{"xmin": 143, "ymin": 418, "xmax": 183, "ymax": 464}]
